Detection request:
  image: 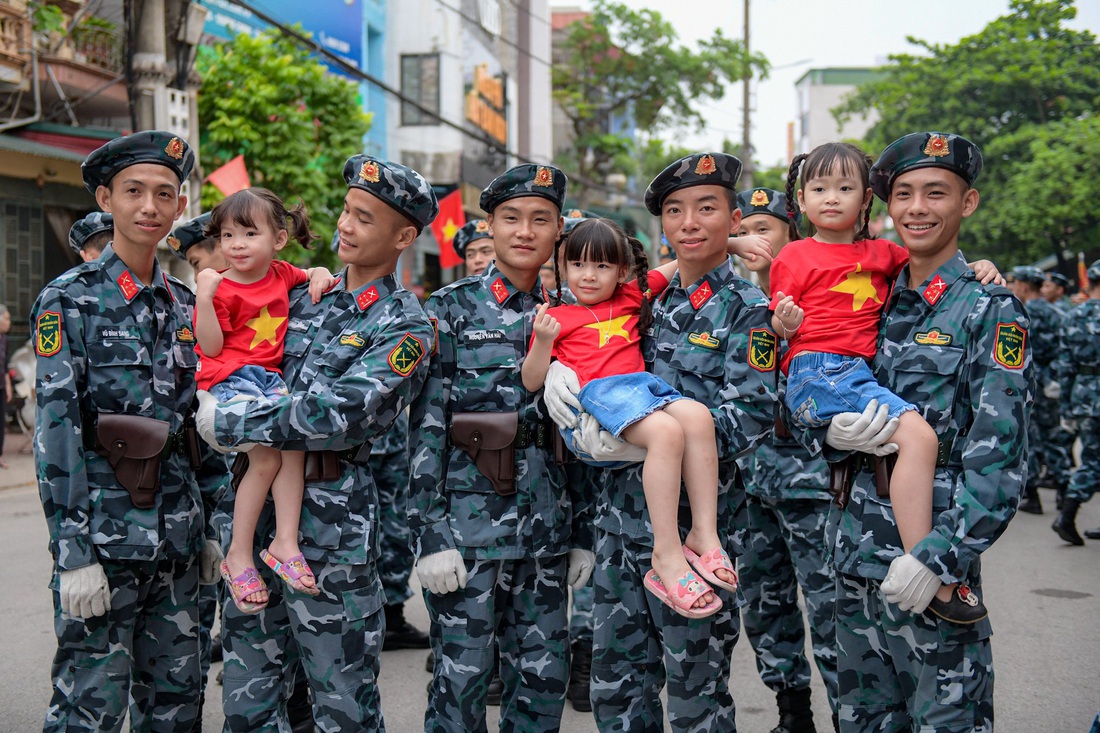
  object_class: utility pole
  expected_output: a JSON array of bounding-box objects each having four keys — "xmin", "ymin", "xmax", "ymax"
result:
[{"xmin": 740, "ymin": 0, "xmax": 753, "ymax": 189}]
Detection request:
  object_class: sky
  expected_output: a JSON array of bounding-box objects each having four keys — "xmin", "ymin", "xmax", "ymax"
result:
[{"xmin": 550, "ymin": 0, "xmax": 1100, "ymax": 167}]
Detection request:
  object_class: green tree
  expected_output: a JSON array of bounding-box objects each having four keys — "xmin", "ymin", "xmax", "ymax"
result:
[
  {"xmin": 553, "ymin": 0, "xmax": 768, "ymax": 203},
  {"xmin": 835, "ymin": 0, "xmax": 1100, "ymax": 263},
  {"xmin": 196, "ymin": 29, "xmax": 372, "ymax": 267}
]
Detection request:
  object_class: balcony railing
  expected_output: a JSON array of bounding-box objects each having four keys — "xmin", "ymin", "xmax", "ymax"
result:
[{"xmin": 0, "ymin": 3, "xmax": 31, "ymax": 86}]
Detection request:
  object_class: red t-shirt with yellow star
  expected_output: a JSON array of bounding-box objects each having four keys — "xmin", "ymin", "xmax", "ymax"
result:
[
  {"xmin": 195, "ymin": 259, "xmax": 309, "ymax": 389},
  {"xmin": 542, "ymin": 271, "xmax": 669, "ymax": 388},
  {"xmin": 769, "ymin": 237, "xmax": 908, "ymax": 374}
]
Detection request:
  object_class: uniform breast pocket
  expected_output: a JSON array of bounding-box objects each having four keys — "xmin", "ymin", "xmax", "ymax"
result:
[
  {"xmin": 667, "ymin": 342, "xmax": 724, "ymax": 397},
  {"xmin": 315, "ymin": 341, "xmax": 368, "ymax": 379},
  {"xmin": 90, "ymin": 338, "xmax": 152, "ymax": 396},
  {"xmin": 172, "ymin": 339, "xmax": 198, "ymax": 378},
  {"xmin": 453, "ymin": 343, "xmax": 517, "ymax": 406},
  {"xmin": 283, "ymin": 327, "xmax": 312, "ymax": 359},
  {"xmin": 888, "ymin": 344, "xmax": 965, "ymax": 430}
]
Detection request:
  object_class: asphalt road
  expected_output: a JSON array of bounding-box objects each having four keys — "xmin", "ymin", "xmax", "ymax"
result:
[{"xmin": 1, "ymin": 446, "xmax": 1097, "ymax": 732}]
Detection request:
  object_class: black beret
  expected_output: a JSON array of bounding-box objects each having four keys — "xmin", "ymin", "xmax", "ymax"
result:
[
  {"xmin": 452, "ymin": 219, "xmax": 492, "ymax": 257},
  {"xmin": 562, "ymin": 208, "xmax": 599, "ymax": 234},
  {"xmin": 343, "ymin": 155, "xmax": 439, "ymax": 231},
  {"xmin": 167, "ymin": 213, "xmax": 213, "ymax": 260},
  {"xmin": 68, "ymin": 212, "xmax": 113, "ymax": 254},
  {"xmin": 81, "ymin": 131, "xmax": 195, "ymax": 193},
  {"xmin": 1088, "ymin": 261, "xmax": 1100, "ymax": 285},
  {"xmin": 870, "ymin": 132, "xmax": 983, "ymax": 201},
  {"xmin": 479, "ymin": 164, "xmax": 567, "ymax": 214},
  {"xmin": 1047, "ymin": 272, "xmax": 1071, "ymax": 289},
  {"xmin": 1009, "ymin": 266, "xmax": 1046, "ymax": 287},
  {"xmin": 644, "ymin": 153, "xmax": 742, "ymax": 216},
  {"xmin": 736, "ymin": 188, "xmax": 800, "ymax": 227}
]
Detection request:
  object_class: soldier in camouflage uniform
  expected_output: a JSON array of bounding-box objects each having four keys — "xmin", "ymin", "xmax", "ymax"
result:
[
  {"xmin": 1043, "ymin": 271, "xmax": 1079, "ymax": 508},
  {"xmin": 735, "ymin": 187, "xmax": 838, "ymax": 733},
  {"xmin": 68, "ymin": 211, "xmax": 113, "ymax": 262},
  {"xmin": 547, "ymin": 152, "xmax": 779, "ymax": 732},
  {"xmin": 1052, "ymin": 262, "xmax": 1100, "ymax": 545},
  {"xmin": 453, "ymin": 217, "xmax": 495, "ymax": 277},
  {"xmin": 1007, "ymin": 265, "xmax": 1066, "ymax": 513},
  {"xmin": 409, "ymin": 163, "xmax": 595, "ymax": 733},
  {"xmin": 802, "ymin": 132, "xmax": 1031, "ymax": 732},
  {"xmin": 32, "ymin": 132, "xmax": 228, "ymax": 732},
  {"xmin": 168, "ymin": 212, "xmax": 227, "ymax": 277},
  {"xmin": 198, "ymin": 154, "xmax": 436, "ymax": 731}
]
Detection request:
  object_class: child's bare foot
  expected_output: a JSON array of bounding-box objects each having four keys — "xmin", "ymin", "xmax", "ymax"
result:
[
  {"xmin": 650, "ymin": 547, "xmax": 717, "ymax": 611},
  {"xmin": 683, "ymin": 530, "xmax": 738, "ymax": 590},
  {"xmin": 224, "ymin": 550, "xmax": 269, "ymax": 606}
]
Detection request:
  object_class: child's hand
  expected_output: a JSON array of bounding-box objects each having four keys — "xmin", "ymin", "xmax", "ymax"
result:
[
  {"xmin": 195, "ymin": 268, "xmax": 223, "ymax": 302},
  {"xmin": 773, "ymin": 292, "xmax": 804, "ymax": 335},
  {"xmin": 307, "ymin": 267, "xmax": 336, "ymax": 303},
  {"xmin": 532, "ymin": 303, "xmax": 561, "ymax": 343},
  {"xmin": 968, "ymin": 259, "xmax": 1005, "ymax": 286},
  {"xmin": 728, "ymin": 234, "xmax": 774, "ymax": 273}
]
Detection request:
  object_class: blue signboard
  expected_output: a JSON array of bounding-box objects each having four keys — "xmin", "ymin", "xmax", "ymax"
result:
[{"xmin": 200, "ymin": 0, "xmax": 363, "ymax": 77}]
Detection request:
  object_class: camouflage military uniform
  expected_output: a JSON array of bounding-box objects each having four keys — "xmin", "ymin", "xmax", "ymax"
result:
[
  {"xmin": 591, "ymin": 258, "xmax": 778, "ymax": 732},
  {"xmin": 739, "ymin": 406, "xmax": 838, "ymax": 713},
  {"xmin": 805, "ymin": 254, "xmax": 1030, "ymax": 732},
  {"xmin": 408, "ymin": 263, "xmax": 579, "ymax": 733},
  {"xmin": 1025, "ymin": 297, "xmax": 1070, "ymax": 493},
  {"xmin": 211, "ymin": 272, "xmax": 432, "ymax": 732},
  {"xmin": 370, "ymin": 410, "xmax": 415, "ymax": 606},
  {"xmin": 1056, "ymin": 298, "xmax": 1100, "ymax": 507},
  {"xmin": 33, "ymin": 246, "xmax": 226, "ymax": 732}
]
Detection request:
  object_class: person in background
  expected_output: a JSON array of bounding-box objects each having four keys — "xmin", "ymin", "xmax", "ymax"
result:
[
  {"xmin": 452, "ymin": 218, "xmax": 495, "ymax": 277},
  {"xmin": 68, "ymin": 212, "xmax": 113, "ymax": 263},
  {"xmin": 169, "ymin": 212, "xmax": 227, "ymax": 277}
]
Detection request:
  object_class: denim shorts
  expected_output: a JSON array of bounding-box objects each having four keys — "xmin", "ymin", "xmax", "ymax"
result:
[
  {"xmin": 578, "ymin": 371, "xmax": 685, "ymax": 438},
  {"xmin": 210, "ymin": 364, "xmax": 290, "ymax": 402},
  {"xmin": 785, "ymin": 352, "xmax": 914, "ymax": 429}
]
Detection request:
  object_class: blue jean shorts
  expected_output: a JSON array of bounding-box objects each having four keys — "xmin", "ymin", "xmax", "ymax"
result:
[
  {"xmin": 578, "ymin": 371, "xmax": 685, "ymax": 438},
  {"xmin": 209, "ymin": 364, "xmax": 290, "ymax": 402},
  {"xmin": 785, "ymin": 352, "xmax": 914, "ymax": 430}
]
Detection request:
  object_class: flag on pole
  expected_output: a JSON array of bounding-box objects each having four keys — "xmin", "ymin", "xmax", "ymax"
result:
[
  {"xmin": 1079, "ymin": 251, "xmax": 1089, "ymax": 291},
  {"xmin": 206, "ymin": 155, "xmax": 251, "ymax": 196},
  {"xmin": 431, "ymin": 190, "xmax": 466, "ymax": 269}
]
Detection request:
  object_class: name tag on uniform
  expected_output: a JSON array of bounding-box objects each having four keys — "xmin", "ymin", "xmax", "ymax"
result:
[
  {"xmin": 463, "ymin": 329, "xmax": 506, "ymax": 343},
  {"xmin": 100, "ymin": 327, "xmax": 139, "ymax": 340}
]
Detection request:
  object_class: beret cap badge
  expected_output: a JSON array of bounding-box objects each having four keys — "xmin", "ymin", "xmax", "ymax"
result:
[
  {"xmin": 694, "ymin": 154, "xmax": 717, "ymax": 175},
  {"xmin": 359, "ymin": 161, "xmax": 381, "ymax": 183},
  {"xmin": 750, "ymin": 189, "xmax": 770, "ymax": 206},
  {"xmin": 165, "ymin": 137, "xmax": 184, "ymax": 160},
  {"xmin": 923, "ymin": 134, "xmax": 950, "ymax": 157},
  {"xmin": 534, "ymin": 166, "xmax": 554, "ymax": 187},
  {"xmin": 475, "ymin": 220, "xmax": 490, "ymax": 232},
  {"xmin": 167, "ymin": 235, "xmax": 182, "ymax": 252}
]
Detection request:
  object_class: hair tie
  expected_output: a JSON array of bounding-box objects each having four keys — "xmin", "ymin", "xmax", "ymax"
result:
[{"xmin": 787, "ymin": 211, "xmax": 795, "ymax": 220}]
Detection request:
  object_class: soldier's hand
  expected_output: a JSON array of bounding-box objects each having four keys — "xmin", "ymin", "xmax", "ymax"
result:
[
  {"xmin": 195, "ymin": 390, "xmax": 254, "ymax": 454},
  {"xmin": 198, "ymin": 539, "xmax": 225, "ymax": 585},
  {"xmin": 574, "ymin": 413, "xmax": 647, "ymax": 464},
  {"xmin": 566, "ymin": 548, "xmax": 596, "ymax": 589},
  {"xmin": 59, "ymin": 563, "xmax": 111, "ymax": 619},
  {"xmin": 825, "ymin": 399, "xmax": 900, "ymax": 455},
  {"xmin": 1043, "ymin": 380, "xmax": 1062, "ymax": 400},
  {"xmin": 544, "ymin": 361, "xmax": 583, "ymax": 430},
  {"xmin": 881, "ymin": 554, "xmax": 941, "ymax": 613},
  {"xmin": 416, "ymin": 549, "xmax": 467, "ymax": 594}
]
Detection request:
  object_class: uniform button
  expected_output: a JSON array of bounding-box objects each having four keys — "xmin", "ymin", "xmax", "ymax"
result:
[{"xmin": 1005, "ymin": 388, "xmax": 1015, "ymax": 395}]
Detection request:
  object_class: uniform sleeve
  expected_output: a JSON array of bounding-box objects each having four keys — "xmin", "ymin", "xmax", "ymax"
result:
[
  {"xmin": 32, "ymin": 285, "xmax": 96, "ymax": 570},
  {"xmin": 911, "ymin": 295, "xmax": 1031, "ymax": 583},
  {"xmin": 713, "ymin": 298, "xmax": 778, "ymax": 462},
  {"xmin": 407, "ymin": 299, "xmax": 458, "ymax": 557}
]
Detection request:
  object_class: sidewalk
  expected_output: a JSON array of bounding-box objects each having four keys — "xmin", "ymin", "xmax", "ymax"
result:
[{"xmin": 0, "ymin": 428, "xmax": 35, "ymax": 492}]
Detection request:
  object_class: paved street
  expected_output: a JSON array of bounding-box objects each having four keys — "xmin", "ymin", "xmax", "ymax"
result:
[{"xmin": 1, "ymin": 443, "xmax": 1098, "ymax": 732}]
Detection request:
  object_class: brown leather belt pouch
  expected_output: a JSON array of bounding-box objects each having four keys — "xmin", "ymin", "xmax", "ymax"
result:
[
  {"xmin": 828, "ymin": 455, "xmax": 855, "ymax": 510},
  {"xmin": 451, "ymin": 412, "xmax": 518, "ymax": 496},
  {"xmin": 93, "ymin": 413, "xmax": 170, "ymax": 508},
  {"xmin": 304, "ymin": 450, "xmax": 342, "ymax": 482}
]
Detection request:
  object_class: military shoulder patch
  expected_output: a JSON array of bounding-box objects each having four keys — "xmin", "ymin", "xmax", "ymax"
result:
[
  {"xmin": 35, "ymin": 311, "xmax": 62, "ymax": 357},
  {"xmin": 389, "ymin": 333, "xmax": 426, "ymax": 376},
  {"xmin": 992, "ymin": 322, "xmax": 1025, "ymax": 369},
  {"xmin": 429, "ymin": 317, "xmax": 439, "ymax": 355},
  {"xmin": 748, "ymin": 328, "xmax": 777, "ymax": 372}
]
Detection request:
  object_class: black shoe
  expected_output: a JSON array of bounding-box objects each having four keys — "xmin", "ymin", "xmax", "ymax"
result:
[
  {"xmin": 1084, "ymin": 527, "xmax": 1100, "ymax": 540},
  {"xmin": 383, "ymin": 603, "xmax": 431, "ymax": 651},
  {"xmin": 425, "ymin": 649, "xmax": 435, "ymax": 673},
  {"xmin": 770, "ymin": 687, "xmax": 815, "ymax": 733},
  {"xmin": 1052, "ymin": 499, "xmax": 1085, "ymax": 545},
  {"xmin": 1019, "ymin": 487, "xmax": 1043, "ymax": 515},
  {"xmin": 567, "ymin": 639, "xmax": 592, "ymax": 713},
  {"xmin": 209, "ymin": 632, "xmax": 223, "ymax": 664},
  {"xmin": 925, "ymin": 584, "xmax": 988, "ymax": 624},
  {"xmin": 486, "ymin": 666, "xmax": 504, "ymax": 706}
]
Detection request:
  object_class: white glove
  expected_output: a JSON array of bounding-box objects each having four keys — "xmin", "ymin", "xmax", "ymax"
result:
[
  {"xmin": 416, "ymin": 549, "xmax": 467, "ymax": 594},
  {"xmin": 1043, "ymin": 380, "xmax": 1062, "ymax": 400},
  {"xmin": 198, "ymin": 540, "xmax": 224, "ymax": 586},
  {"xmin": 59, "ymin": 564, "xmax": 111, "ymax": 619},
  {"xmin": 825, "ymin": 399, "xmax": 900, "ymax": 455},
  {"xmin": 195, "ymin": 390, "xmax": 256, "ymax": 453},
  {"xmin": 543, "ymin": 361, "xmax": 583, "ymax": 430},
  {"xmin": 880, "ymin": 553, "xmax": 942, "ymax": 613},
  {"xmin": 566, "ymin": 548, "xmax": 595, "ymax": 589},
  {"xmin": 574, "ymin": 413, "xmax": 647, "ymax": 464}
]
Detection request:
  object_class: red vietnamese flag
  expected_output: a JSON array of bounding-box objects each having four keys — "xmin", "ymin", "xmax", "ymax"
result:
[
  {"xmin": 206, "ymin": 155, "xmax": 251, "ymax": 196},
  {"xmin": 431, "ymin": 190, "xmax": 466, "ymax": 270}
]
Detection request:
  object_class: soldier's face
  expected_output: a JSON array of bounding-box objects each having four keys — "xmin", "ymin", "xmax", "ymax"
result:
[
  {"xmin": 488, "ymin": 198, "xmax": 562, "ymax": 279},
  {"xmin": 97, "ymin": 164, "xmax": 186, "ymax": 250},
  {"xmin": 187, "ymin": 244, "xmax": 228, "ymax": 276},
  {"xmin": 465, "ymin": 240, "xmax": 495, "ymax": 276},
  {"xmin": 887, "ymin": 168, "xmax": 978, "ymax": 260},
  {"xmin": 1041, "ymin": 279, "xmax": 1063, "ymax": 302},
  {"xmin": 336, "ymin": 188, "xmax": 418, "ymax": 268},
  {"xmin": 737, "ymin": 214, "xmax": 790, "ymax": 254},
  {"xmin": 661, "ymin": 185, "xmax": 741, "ymax": 271}
]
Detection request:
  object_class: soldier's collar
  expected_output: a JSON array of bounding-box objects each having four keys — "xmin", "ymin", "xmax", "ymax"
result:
[
  {"xmin": 102, "ymin": 246, "xmax": 170, "ymax": 303},
  {"xmin": 897, "ymin": 251, "xmax": 969, "ymax": 306},
  {"xmin": 481, "ymin": 263, "xmax": 545, "ymax": 306},
  {"xmin": 347, "ymin": 272, "xmax": 398, "ymax": 312},
  {"xmin": 666, "ymin": 256, "xmax": 737, "ymax": 309}
]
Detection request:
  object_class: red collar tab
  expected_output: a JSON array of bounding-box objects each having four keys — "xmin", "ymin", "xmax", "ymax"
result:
[
  {"xmin": 356, "ymin": 286, "xmax": 380, "ymax": 311},
  {"xmin": 923, "ymin": 275, "xmax": 947, "ymax": 306},
  {"xmin": 689, "ymin": 281, "xmax": 714, "ymax": 310},
  {"xmin": 491, "ymin": 278, "xmax": 509, "ymax": 304},
  {"xmin": 117, "ymin": 270, "xmax": 140, "ymax": 301}
]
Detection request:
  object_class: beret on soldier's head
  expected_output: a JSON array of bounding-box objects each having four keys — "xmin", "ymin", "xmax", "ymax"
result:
[
  {"xmin": 736, "ymin": 188, "xmax": 799, "ymax": 227},
  {"xmin": 68, "ymin": 212, "xmax": 113, "ymax": 254},
  {"xmin": 479, "ymin": 164, "xmax": 567, "ymax": 215},
  {"xmin": 869, "ymin": 132, "xmax": 983, "ymax": 201},
  {"xmin": 562, "ymin": 208, "xmax": 598, "ymax": 234},
  {"xmin": 167, "ymin": 212, "xmax": 213, "ymax": 260},
  {"xmin": 343, "ymin": 155, "xmax": 439, "ymax": 231},
  {"xmin": 81, "ymin": 131, "xmax": 195, "ymax": 194},
  {"xmin": 645, "ymin": 152, "xmax": 743, "ymax": 216},
  {"xmin": 1047, "ymin": 272, "xmax": 1072, "ymax": 290},
  {"xmin": 452, "ymin": 219, "xmax": 492, "ymax": 257},
  {"xmin": 1009, "ymin": 265, "xmax": 1047, "ymax": 287},
  {"xmin": 1086, "ymin": 261, "xmax": 1100, "ymax": 285}
]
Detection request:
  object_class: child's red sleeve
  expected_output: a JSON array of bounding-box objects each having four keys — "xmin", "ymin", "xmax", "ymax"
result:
[
  {"xmin": 645, "ymin": 269, "xmax": 670, "ymax": 298},
  {"xmin": 768, "ymin": 253, "xmax": 799, "ymax": 310},
  {"xmin": 272, "ymin": 259, "xmax": 310, "ymax": 289}
]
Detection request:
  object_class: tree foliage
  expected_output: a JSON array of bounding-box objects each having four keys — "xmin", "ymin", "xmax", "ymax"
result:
[
  {"xmin": 553, "ymin": 0, "xmax": 768, "ymax": 202},
  {"xmin": 196, "ymin": 29, "xmax": 372, "ymax": 267},
  {"xmin": 836, "ymin": 0, "xmax": 1100, "ymax": 264}
]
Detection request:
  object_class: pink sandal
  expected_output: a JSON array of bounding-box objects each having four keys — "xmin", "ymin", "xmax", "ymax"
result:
[
  {"xmin": 644, "ymin": 568, "xmax": 722, "ymax": 619},
  {"xmin": 220, "ymin": 560, "xmax": 268, "ymax": 614},
  {"xmin": 683, "ymin": 546, "xmax": 739, "ymax": 593},
  {"xmin": 260, "ymin": 549, "xmax": 320, "ymax": 596}
]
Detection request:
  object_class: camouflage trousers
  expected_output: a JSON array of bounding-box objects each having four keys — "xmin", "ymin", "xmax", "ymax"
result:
[
  {"xmin": 835, "ymin": 573, "xmax": 993, "ymax": 733},
  {"xmin": 221, "ymin": 560, "xmax": 386, "ymax": 732},
  {"xmin": 739, "ymin": 495, "xmax": 838, "ymax": 710},
  {"xmin": 570, "ymin": 580, "xmax": 594, "ymax": 642},
  {"xmin": 424, "ymin": 554, "xmax": 569, "ymax": 733},
  {"xmin": 369, "ymin": 450, "xmax": 415, "ymax": 607},
  {"xmin": 198, "ymin": 581, "xmax": 219, "ymax": 693},
  {"xmin": 1067, "ymin": 416, "xmax": 1100, "ymax": 503},
  {"xmin": 45, "ymin": 556, "xmax": 201, "ymax": 733},
  {"xmin": 591, "ymin": 529, "xmax": 742, "ymax": 733},
  {"xmin": 1029, "ymin": 393, "xmax": 1073, "ymax": 488}
]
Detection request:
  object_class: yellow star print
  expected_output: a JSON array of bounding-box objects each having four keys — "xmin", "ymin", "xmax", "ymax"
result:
[
  {"xmin": 829, "ymin": 263, "xmax": 882, "ymax": 311},
  {"xmin": 443, "ymin": 217, "xmax": 458, "ymax": 242},
  {"xmin": 584, "ymin": 314, "xmax": 633, "ymax": 347},
  {"xmin": 246, "ymin": 305, "xmax": 286, "ymax": 350}
]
